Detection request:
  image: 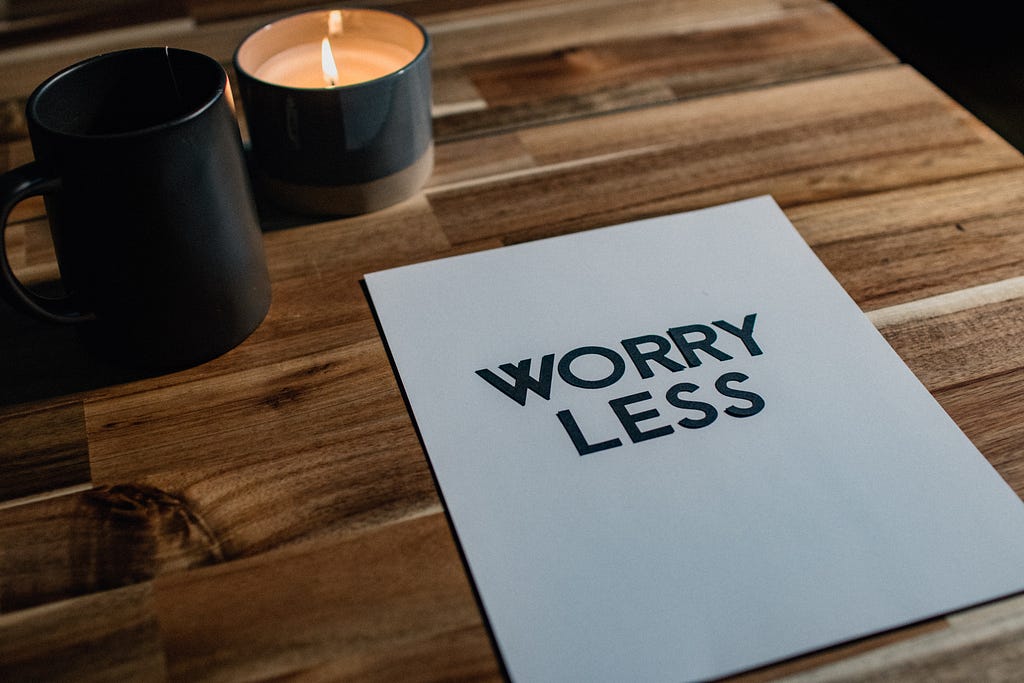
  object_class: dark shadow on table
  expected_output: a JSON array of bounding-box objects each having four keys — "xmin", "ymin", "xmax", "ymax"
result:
[
  {"xmin": 0, "ymin": 296, "xmax": 150, "ymax": 407},
  {"xmin": 0, "ymin": 152, "xmax": 352, "ymax": 407},
  {"xmin": 835, "ymin": 0, "xmax": 1023, "ymax": 153},
  {"xmin": 0, "ymin": 198, "xmax": 330, "ymax": 408}
]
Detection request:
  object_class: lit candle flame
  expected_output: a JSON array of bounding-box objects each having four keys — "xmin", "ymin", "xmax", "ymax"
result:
[
  {"xmin": 321, "ymin": 36, "xmax": 339, "ymax": 87},
  {"xmin": 328, "ymin": 9, "xmax": 343, "ymax": 36}
]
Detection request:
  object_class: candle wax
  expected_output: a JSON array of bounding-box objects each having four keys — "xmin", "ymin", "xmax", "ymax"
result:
[{"xmin": 254, "ymin": 36, "xmax": 416, "ymax": 88}]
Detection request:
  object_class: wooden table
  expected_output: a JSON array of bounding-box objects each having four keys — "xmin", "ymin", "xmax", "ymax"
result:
[{"xmin": 3, "ymin": 1, "xmax": 1024, "ymax": 680}]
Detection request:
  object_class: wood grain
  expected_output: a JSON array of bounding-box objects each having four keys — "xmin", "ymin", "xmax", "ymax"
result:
[
  {"xmin": 0, "ymin": 217, "xmax": 60, "ymax": 290},
  {"xmin": 0, "ymin": 0, "xmax": 186, "ymax": 50},
  {"xmin": 424, "ymin": 0, "xmax": 825, "ymax": 70},
  {"xmin": 788, "ymin": 168, "xmax": 1024, "ymax": 246},
  {"xmin": 153, "ymin": 512, "xmax": 497, "ymax": 681},
  {"xmin": 936, "ymin": 367, "xmax": 1024, "ymax": 496},
  {"xmin": 781, "ymin": 594, "xmax": 1024, "ymax": 682},
  {"xmin": 86, "ymin": 339, "xmax": 440, "ymax": 559},
  {"xmin": 437, "ymin": 2, "xmax": 892, "ymax": 139},
  {"xmin": 0, "ymin": 484, "xmax": 221, "ymax": 612},
  {"xmin": 429, "ymin": 67, "xmax": 1021, "ymax": 246},
  {"xmin": 0, "ymin": 582, "xmax": 166, "ymax": 682},
  {"xmin": 817, "ymin": 211, "xmax": 1024, "ymax": 310},
  {"xmin": 726, "ymin": 618, "xmax": 949, "ymax": 682},
  {"xmin": 0, "ymin": 401, "xmax": 89, "ymax": 503},
  {"xmin": 874, "ymin": 296, "xmax": 1024, "ymax": 394}
]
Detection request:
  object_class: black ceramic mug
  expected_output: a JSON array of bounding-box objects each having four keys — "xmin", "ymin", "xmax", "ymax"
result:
[{"xmin": 0, "ymin": 48, "xmax": 271, "ymax": 371}]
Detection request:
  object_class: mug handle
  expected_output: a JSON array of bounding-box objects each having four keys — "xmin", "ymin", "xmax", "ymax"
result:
[{"xmin": 0, "ymin": 161, "xmax": 93, "ymax": 323}]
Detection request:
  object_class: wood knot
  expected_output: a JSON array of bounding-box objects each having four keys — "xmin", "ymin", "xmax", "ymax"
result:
[
  {"xmin": 72, "ymin": 483, "xmax": 225, "ymax": 589},
  {"xmin": 261, "ymin": 385, "xmax": 304, "ymax": 409}
]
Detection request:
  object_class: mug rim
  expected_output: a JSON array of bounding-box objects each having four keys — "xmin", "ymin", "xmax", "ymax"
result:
[
  {"xmin": 233, "ymin": 7, "xmax": 431, "ymax": 93},
  {"xmin": 27, "ymin": 47, "xmax": 227, "ymax": 141}
]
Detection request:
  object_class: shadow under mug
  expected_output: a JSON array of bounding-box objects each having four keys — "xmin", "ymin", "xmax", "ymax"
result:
[{"xmin": 0, "ymin": 48, "xmax": 271, "ymax": 372}]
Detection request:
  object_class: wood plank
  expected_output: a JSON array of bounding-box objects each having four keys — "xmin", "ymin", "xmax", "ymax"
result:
[
  {"xmin": 1, "ymin": 138, "xmax": 33, "ymax": 174},
  {"xmin": 153, "ymin": 512, "xmax": 498, "ymax": 681},
  {"xmin": 0, "ymin": 98, "xmax": 27, "ymax": 144},
  {"xmin": 436, "ymin": 1, "xmax": 892, "ymax": 139},
  {"xmin": 0, "ymin": 217, "xmax": 60, "ymax": 289},
  {"xmin": 0, "ymin": 484, "xmax": 222, "ymax": 612},
  {"xmin": 261, "ymin": 195, "xmax": 451, "ymax": 280},
  {"xmin": 0, "ymin": 18, "xmax": 199, "ymax": 101},
  {"xmin": 185, "ymin": 0, "xmax": 510, "ymax": 24},
  {"xmin": 431, "ymin": 67, "xmax": 487, "ymax": 117},
  {"xmin": 514, "ymin": 65, "xmax": 971, "ymax": 165},
  {"xmin": 428, "ymin": 67, "xmax": 1023, "ymax": 246},
  {"xmin": 0, "ymin": 401, "xmax": 89, "ymax": 503},
  {"xmin": 0, "ymin": 134, "xmax": 45, "ymax": 222},
  {"xmin": 0, "ymin": 0, "xmax": 186, "ymax": 50},
  {"xmin": 788, "ymin": 168, "xmax": 1024, "ymax": 247},
  {"xmin": 424, "ymin": 0, "xmax": 828, "ymax": 70},
  {"xmin": 816, "ymin": 211, "xmax": 1024, "ymax": 311},
  {"xmin": 85, "ymin": 338, "xmax": 439, "ymax": 559},
  {"xmin": 936, "ymin": 367, "xmax": 1024, "ymax": 497},
  {"xmin": 429, "ymin": 132, "xmax": 536, "ymax": 187},
  {"xmin": 0, "ymin": 582, "xmax": 166, "ymax": 682},
  {"xmin": 1, "ymin": 196, "xmax": 45, "ymax": 226},
  {"xmin": 866, "ymin": 276, "xmax": 1024, "ymax": 331},
  {"xmin": 873, "ymin": 295, "xmax": 1024, "ymax": 394},
  {"xmin": 725, "ymin": 618, "xmax": 948, "ymax": 682},
  {"xmin": 779, "ymin": 594, "xmax": 1024, "ymax": 682},
  {"xmin": 784, "ymin": 169, "xmax": 1024, "ymax": 308},
  {"xmin": 433, "ymin": 78, "xmax": 679, "ymax": 142}
]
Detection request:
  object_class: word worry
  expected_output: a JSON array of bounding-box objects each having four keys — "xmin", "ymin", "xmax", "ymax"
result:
[{"xmin": 476, "ymin": 313, "xmax": 766, "ymax": 455}]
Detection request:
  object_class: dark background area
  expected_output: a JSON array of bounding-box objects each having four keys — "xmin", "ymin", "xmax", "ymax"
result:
[{"xmin": 834, "ymin": 1, "xmax": 1023, "ymax": 152}]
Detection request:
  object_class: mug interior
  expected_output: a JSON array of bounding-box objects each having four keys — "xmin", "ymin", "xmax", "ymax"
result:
[{"xmin": 29, "ymin": 48, "xmax": 224, "ymax": 137}]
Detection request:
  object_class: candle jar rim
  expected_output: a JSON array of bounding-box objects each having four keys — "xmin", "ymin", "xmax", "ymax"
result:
[{"xmin": 234, "ymin": 7, "xmax": 431, "ymax": 92}]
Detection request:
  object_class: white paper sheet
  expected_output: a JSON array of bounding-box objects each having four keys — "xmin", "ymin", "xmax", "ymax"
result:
[{"xmin": 365, "ymin": 196, "xmax": 1024, "ymax": 682}]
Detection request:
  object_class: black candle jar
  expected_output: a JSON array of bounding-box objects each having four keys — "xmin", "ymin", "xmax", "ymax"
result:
[{"xmin": 234, "ymin": 8, "xmax": 432, "ymax": 216}]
